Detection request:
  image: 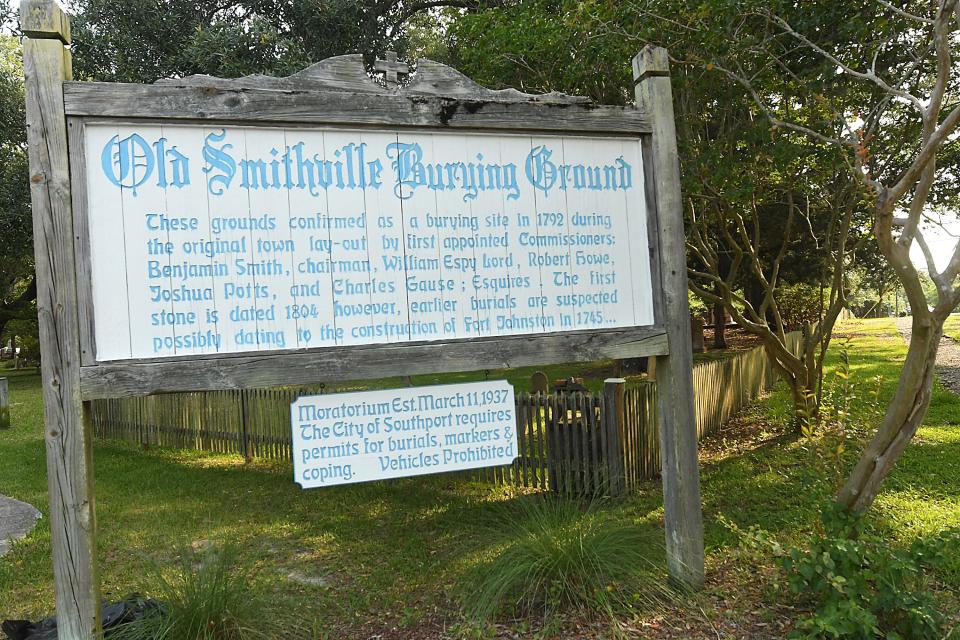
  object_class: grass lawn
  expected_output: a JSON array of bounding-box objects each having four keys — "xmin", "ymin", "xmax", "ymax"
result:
[
  {"xmin": 0, "ymin": 317, "xmax": 957, "ymax": 638},
  {"xmin": 942, "ymin": 313, "xmax": 960, "ymax": 342}
]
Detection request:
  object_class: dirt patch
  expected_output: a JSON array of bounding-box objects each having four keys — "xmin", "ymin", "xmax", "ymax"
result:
[{"xmin": 703, "ymin": 326, "xmax": 763, "ymax": 352}]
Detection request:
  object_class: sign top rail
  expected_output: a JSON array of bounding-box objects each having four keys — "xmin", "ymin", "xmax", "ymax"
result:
[{"xmin": 62, "ymin": 55, "xmax": 652, "ymax": 135}]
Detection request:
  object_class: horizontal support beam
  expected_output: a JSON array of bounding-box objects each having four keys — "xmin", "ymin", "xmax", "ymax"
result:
[
  {"xmin": 62, "ymin": 83, "xmax": 651, "ymax": 135},
  {"xmin": 79, "ymin": 327, "xmax": 669, "ymax": 399}
]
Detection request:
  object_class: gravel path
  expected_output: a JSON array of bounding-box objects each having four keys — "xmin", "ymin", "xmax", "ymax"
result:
[
  {"xmin": 895, "ymin": 317, "xmax": 960, "ymax": 395},
  {"xmin": 0, "ymin": 495, "xmax": 41, "ymax": 557}
]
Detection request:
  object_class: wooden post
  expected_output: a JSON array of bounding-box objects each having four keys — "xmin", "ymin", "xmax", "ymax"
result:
[
  {"xmin": 22, "ymin": 1, "xmax": 103, "ymax": 636},
  {"xmin": 633, "ymin": 45, "xmax": 705, "ymax": 588},
  {"xmin": 0, "ymin": 378, "xmax": 9, "ymax": 429},
  {"xmin": 602, "ymin": 378, "xmax": 626, "ymax": 496}
]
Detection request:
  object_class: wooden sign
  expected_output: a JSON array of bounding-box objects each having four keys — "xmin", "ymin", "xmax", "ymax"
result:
[
  {"xmin": 22, "ymin": 1, "xmax": 704, "ymax": 636},
  {"xmin": 83, "ymin": 124, "xmax": 655, "ymax": 361}
]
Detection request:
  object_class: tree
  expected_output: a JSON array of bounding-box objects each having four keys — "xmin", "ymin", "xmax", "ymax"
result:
[
  {"xmin": 714, "ymin": 0, "xmax": 960, "ymax": 514},
  {"xmin": 64, "ymin": 0, "xmax": 509, "ymax": 83},
  {"xmin": 439, "ymin": 0, "xmax": 890, "ymax": 426},
  {"xmin": 0, "ymin": 33, "xmax": 35, "ymax": 345}
]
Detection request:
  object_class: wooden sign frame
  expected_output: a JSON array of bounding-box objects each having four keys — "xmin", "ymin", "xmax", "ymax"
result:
[
  {"xmin": 22, "ymin": 1, "xmax": 703, "ymax": 636},
  {"xmin": 69, "ymin": 89, "xmax": 666, "ymax": 398}
]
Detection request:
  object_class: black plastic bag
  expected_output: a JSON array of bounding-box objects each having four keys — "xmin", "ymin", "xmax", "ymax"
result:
[{"xmin": 2, "ymin": 595, "xmax": 164, "ymax": 640}]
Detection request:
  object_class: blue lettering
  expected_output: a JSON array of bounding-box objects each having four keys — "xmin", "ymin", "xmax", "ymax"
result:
[
  {"xmin": 387, "ymin": 142, "xmax": 424, "ymax": 200},
  {"xmin": 101, "ymin": 133, "xmax": 155, "ymax": 195},
  {"xmin": 524, "ymin": 145, "xmax": 557, "ymax": 196},
  {"xmin": 202, "ymin": 130, "xmax": 236, "ymax": 196}
]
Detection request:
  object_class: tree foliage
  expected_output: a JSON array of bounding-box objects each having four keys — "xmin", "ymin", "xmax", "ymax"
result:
[
  {"xmin": 0, "ymin": 33, "xmax": 35, "ymax": 344},
  {"xmin": 64, "ymin": 0, "xmax": 508, "ymax": 83},
  {"xmin": 437, "ymin": 1, "xmax": 899, "ymax": 424}
]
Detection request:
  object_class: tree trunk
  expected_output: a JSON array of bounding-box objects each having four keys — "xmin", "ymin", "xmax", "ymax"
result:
[
  {"xmin": 760, "ymin": 336, "xmax": 818, "ymax": 431},
  {"xmin": 712, "ymin": 300, "xmax": 727, "ymax": 349},
  {"xmin": 836, "ymin": 315, "xmax": 942, "ymax": 513}
]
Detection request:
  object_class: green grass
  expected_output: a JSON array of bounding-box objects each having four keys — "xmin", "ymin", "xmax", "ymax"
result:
[
  {"xmin": 110, "ymin": 544, "xmax": 264, "ymax": 640},
  {"xmin": 458, "ymin": 496, "xmax": 672, "ymax": 624},
  {"xmin": 0, "ymin": 318, "xmax": 957, "ymax": 636},
  {"xmin": 942, "ymin": 312, "xmax": 960, "ymax": 343}
]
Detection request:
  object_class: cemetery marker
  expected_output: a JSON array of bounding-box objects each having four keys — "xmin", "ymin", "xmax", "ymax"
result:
[
  {"xmin": 23, "ymin": 1, "xmax": 705, "ymax": 634},
  {"xmin": 374, "ymin": 51, "xmax": 410, "ymax": 88}
]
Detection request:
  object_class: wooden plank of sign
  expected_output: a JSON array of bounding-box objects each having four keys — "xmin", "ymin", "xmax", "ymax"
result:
[
  {"xmin": 641, "ymin": 136, "xmax": 665, "ymax": 326},
  {"xmin": 62, "ymin": 83, "xmax": 651, "ymax": 135},
  {"xmin": 68, "ymin": 118, "xmax": 97, "ymax": 366},
  {"xmin": 23, "ymin": 24, "xmax": 102, "ymax": 640},
  {"xmin": 79, "ymin": 326, "xmax": 667, "ymax": 399}
]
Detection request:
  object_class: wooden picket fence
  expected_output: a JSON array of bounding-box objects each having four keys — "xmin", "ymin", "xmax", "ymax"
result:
[
  {"xmin": 478, "ymin": 391, "xmax": 618, "ymax": 496},
  {"xmin": 92, "ymin": 387, "xmax": 318, "ymax": 461},
  {"xmin": 91, "ymin": 332, "xmax": 802, "ymax": 496}
]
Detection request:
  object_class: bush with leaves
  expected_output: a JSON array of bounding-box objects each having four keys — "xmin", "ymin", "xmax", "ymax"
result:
[
  {"xmin": 782, "ymin": 505, "xmax": 958, "ymax": 640},
  {"xmin": 775, "ymin": 283, "xmax": 824, "ymax": 330}
]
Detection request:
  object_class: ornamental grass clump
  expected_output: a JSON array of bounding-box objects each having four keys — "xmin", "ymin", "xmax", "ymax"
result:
[
  {"xmin": 459, "ymin": 496, "xmax": 674, "ymax": 624},
  {"xmin": 111, "ymin": 544, "xmax": 263, "ymax": 640}
]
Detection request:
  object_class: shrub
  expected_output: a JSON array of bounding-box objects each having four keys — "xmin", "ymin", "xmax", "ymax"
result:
[
  {"xmin": 777, "ymin": 283, "xmax": 823, "ymax": 329},
  {"xmin": 458, "ymin": 496, "xmax": 673, "ymax": 625},
  {"xmin": 782, "ymin": 505, "xmax": 958, "ymax": 639},
  {"xmin": 111, "ymin": 544, "xmax": 263, "ymax": 640}
]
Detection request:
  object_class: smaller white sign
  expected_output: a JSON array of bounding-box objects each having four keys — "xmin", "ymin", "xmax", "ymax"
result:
[{"xmin": 292, "ymin": 381, "xmax": 518, "ymax": 488}]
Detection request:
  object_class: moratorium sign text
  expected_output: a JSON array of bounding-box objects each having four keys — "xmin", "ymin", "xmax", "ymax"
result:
[
  {"xmin": 85, "ymin": 124, "xmax": 654, "ymax": 361},
  {"xmin": 291, "ymin": 381, "xmax": 517, "ymax": 488}
]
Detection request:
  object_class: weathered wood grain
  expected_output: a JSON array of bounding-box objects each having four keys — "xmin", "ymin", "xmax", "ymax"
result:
[
  {"xmin": 20, "ymin": 0, "xmax": 71, "ymax": 44},
  {"xmin": 155, "ymin": 53, "xmax": 590, "ymax": 104},
  {"xmin": 405, "ymin": 59, "xmax": 591, "ymax": 104},
  {"xmin": 68, "ymin": 118, "xmax": 97, "ymax": 366},
  {"xmin": 62, "ymin": 82, "xmax": 651, "ymax": 134},
  {"xmin": 79, "ymin": 327, "xmax": 668, "ymax": 399},
  {"xmin": 603, "ymin": 378, "xmax": 627, "ymax": 496},
  {"xmin": 642, "ymin": 135, "xmax": 664, "ymax": 327},
  {"xmin": 156, "ymin": 54, "xmax": 388, "ymax": 94},
  {"xmin": 23, "ymin": 8, "xmax": 102, "ymax": 638},
  {"xmin": 634, "ymin": 45, "xmax": 705, "ymax": 588}
]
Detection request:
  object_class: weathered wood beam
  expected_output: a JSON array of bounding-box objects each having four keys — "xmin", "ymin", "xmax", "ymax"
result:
[
  {"xmin": 62, "ymin": 82, "xmax": 651, "ymax": 134},
  {"xmin": 23, "ymin": 1, "xmax": 102, "ymax": 636},
  {"xmin": 20, "ymin": 0, "xmax": 71, "ymax": 44},
  {"xmin": 79, "ymin": 327, "xmax": 669, "ymax": 399},
  {"xmin": 603, "ymin": 378, "xmax": 627, "ymax": 496},
  {"xmin": 634, "ymin": 45, "xmax": 705, "ymax": 588}
]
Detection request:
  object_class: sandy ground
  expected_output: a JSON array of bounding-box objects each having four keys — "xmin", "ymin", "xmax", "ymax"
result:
[{"xmin": 895, "ymin": 316, "xmax": 960, "ymax": 395}]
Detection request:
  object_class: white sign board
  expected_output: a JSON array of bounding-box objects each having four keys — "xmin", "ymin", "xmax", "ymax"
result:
[
  {"xmin": 84, "ymin": 124, "xmax": 654, "ymax": 361},
  {"xmin": 291, "ymin": 381, "xmax": 517, "ymax": 487}
]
